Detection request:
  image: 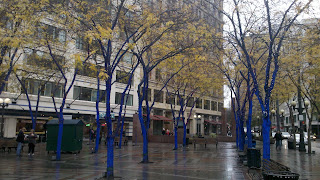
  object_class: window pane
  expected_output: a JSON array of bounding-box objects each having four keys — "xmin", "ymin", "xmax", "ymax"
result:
[
  {"xmin": 91, "ymin": 90, "xmax": 97, "ymax": 102},
  {"xmin": 115, "ymin": 92, "xmax": 121, "ymax": 104},
  {"xmin": 154, "ymin": 90, "xmax": 163, "ymax": 103},
  {"xmin": 196, "ymin": 99, "xmax": 202, "ymax": 109},
  {"xmin": 126, "ymin": 94, "xmax": 133, "ymax": 106},
  {"xmin": 73, "ymin": 86, "xmax": 80, "ymax": 100},
  {"xmin": 80, "ymin": 87, "xmax": 91, "ymax": 101},
  {"xmin": 58, "ymin": 30, "xmax": 66, "ymax": 43},
  {"xmin": 211, "ymin": 101, "xmax": 217, "ymax": 111},
  {"xmin": 204, "ymin": 100, "xmax": 210, "ymax": 110},
  {"xmin": 44, "ymin": 83, "xmax": 52, "ymax": 96},
  {"xmin": 54, "ymin": 85, "xmax": 62, "ymax": 98},
  {"xmin": 123, "ymin": 53, "xmax": 133, "ymax": 64},
  {"xmin": 218, "ymin": 102, "xmax": 223, "ymax": 112},
  {"xmin": 33, "ymin": 81, "xmax": 40, "ymax": 95},
  {"xmin": 187, "ymin": 97, "xmax": 194, "ymax": 107},
  {"xmin": 116, "ymin": 70, "xmax": 133, "ymax": 85}
]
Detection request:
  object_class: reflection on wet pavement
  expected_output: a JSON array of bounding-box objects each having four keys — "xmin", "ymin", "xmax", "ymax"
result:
[{"xmin": 0, "ymin": 142, "xmax": 249, "ymax": 180}]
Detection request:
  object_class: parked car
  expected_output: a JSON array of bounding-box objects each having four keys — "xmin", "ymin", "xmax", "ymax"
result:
[
  {"xmin": 304, "ymin": 132, "xmax": 316, "ymax": 141},
  {"xmin": 294, "ymin": 134, "xmax": 308, "ymax": 145},
  {"xmin": 281, "ymin": 132, "xmax": 291, "ymax": 139}
]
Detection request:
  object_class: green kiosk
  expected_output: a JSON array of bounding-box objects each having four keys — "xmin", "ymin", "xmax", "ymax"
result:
[{"xmin": 46, "ymin": 119, "xmax": 84, "ymax": 153}]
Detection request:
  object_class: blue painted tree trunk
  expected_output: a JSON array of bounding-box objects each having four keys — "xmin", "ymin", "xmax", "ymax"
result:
[
  {"xmin": 183, "ymin": 123, "xmax": 187, "ymax": 147},
  {"xmin": 262, "ymin": 115, "xmax": 271, "ymax": 159},
  {"xmin": 94, "ymin": 72, "xmax": 101, "ymax": 153},
  {"xmin": 247, "ymin": 98, "xmax": 253, "ymax": 148},
  {"xmin": 0, "ymin": 48, "xmax": 17, "ymax": 95},
  {"xmin": 239, "ymin": 118, "xmax": 245, "ymax": 151},
  {"xmin": 174, "ymin": 119, "xmax": 178, "ymax": 150},
  {"xmin": 105, "ymin": 69, "xmax": 114, "ymax": 177},
  {"xmin": 56, "ymin": 106, "xmax": 64, "ymax": 161}
]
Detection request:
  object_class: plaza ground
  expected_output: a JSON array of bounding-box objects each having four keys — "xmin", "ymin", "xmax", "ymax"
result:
[{"xmin": 1, "ymin": 139, "xmax": 320, "ymax": 180}]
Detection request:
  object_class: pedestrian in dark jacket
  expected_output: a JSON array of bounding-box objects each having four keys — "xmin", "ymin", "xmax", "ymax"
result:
[
  {"xmin": 16, "ymin": 127, "xmax": 25, "ymax": 157},
  {"xmin": 274, "ymin": 131, "xmax": 283, "ymax": 150},
  {"xmin": 26, "ymin": 129, "xmax": 37, "ymax": 156}
]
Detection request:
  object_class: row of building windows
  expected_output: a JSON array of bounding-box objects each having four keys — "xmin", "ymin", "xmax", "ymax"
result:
[
  {"xmin": 22, "ymin": 79, "xmax": 63, "ymax": 98},
  {"xmin": 20, "ymin": 80, "xmax": 133, "ymax": 106},
  {"xmin": 150, "ymin": 88, "xmax": 223, "ymax": 112}
]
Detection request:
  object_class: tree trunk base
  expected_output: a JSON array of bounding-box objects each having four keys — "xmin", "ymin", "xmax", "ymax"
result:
[
  {"xmin": 103, "ymin": 173, "xmax": 120, "ymax": 180},
  {"xmin": 139, "ymin": 160, "xmax": 153, "ymax": 164}
]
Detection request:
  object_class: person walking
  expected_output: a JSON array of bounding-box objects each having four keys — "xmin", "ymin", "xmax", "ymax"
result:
[
  {"xmin": 26, "ymin": 129, "xmax": 37, "ymax": 156},
  {"xmin": 274, "ymin": 131, "xmax": 283, "ymax": 150},
  {"xmin": 16, "ymin": 127, "xmax": 25, "ymax": 157}
]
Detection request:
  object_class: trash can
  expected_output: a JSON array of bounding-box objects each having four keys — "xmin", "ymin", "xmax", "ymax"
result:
[
  {"xmin": 288, "ymin": 138, "xmax": 295, "ymax": 149},
  {"xmin": 46, "ymin": 119, "xmax": 84, "ymax": 153},
  {"xmin": 186, "ymin": 138, "xmax": 189, "ymax": 145},
  {"xmin": 252, "ymin": 140, "xmax": 256, "ymax": 148},
  {"xmin": 247, "ymin": 148, "xmax": 261, "ymax": 168}
]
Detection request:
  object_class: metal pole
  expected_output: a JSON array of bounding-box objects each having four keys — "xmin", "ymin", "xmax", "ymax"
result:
[
  {"xmin": 298, "ymin": 76, "xmax": 306, "ymax": 152},
  {"xmin": 276, "ymin": 99, "xmax": 280, "ymax": 132},
  {"xmin": 1, "ymin": 104, "xmax": 4, "ymax": 138}
]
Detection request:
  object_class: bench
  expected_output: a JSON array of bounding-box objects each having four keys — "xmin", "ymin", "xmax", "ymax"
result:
[
  {"xmin": 0, "ymin": 138, "xmax": 18, "ymax": 152},
  {"xmin": 262, "ymin": 159, "xmax": 299, "ymax": 179},
  {"xmin": 193, "ymin": 138, "xmax": 217, "ymax": 148},
  {"xmin": 114, "ymin": 137, "xmax": 128, "ymax": 146}
]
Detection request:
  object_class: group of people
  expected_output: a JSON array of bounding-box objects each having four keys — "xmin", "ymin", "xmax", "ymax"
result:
[
  {"xmin": 162, "ymin": 128, "xmax": 173, "ymax": 136},
  {"xmin": 274, "ymin": 131, "xmax": 284, "ymax": 150},
  {"xmin": 16, "ymin": 127, "xmax": 38, "ymax": 157}
]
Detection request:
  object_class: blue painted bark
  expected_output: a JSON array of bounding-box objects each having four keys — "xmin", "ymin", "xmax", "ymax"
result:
[
  {"xmin": 0, "ymin": 48, "xmax": 17, "ymax": 95},
  {"xmin": 117, "ymin": 63, "xmax": 138, "ymax": 149},
  {"xmin": 15, "ymin": 75, "xmax": 35, "ymax": 129},
  {"xmin": 47, "ymin": 44, "xmax": 88, "ymax": 161},
  {"xmin": 94, "ymin": 73, "xmax": 101, "ymax": 153},
  {"xmin": 247, "ymin": 96, "xmax": 253, "ymax": 148},
  {"xmin": 231, "ymin": 93, "xmax": 239, "ymax": 148}
]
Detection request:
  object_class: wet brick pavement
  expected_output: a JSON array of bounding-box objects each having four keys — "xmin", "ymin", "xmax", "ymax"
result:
[
  {"xmin": 266, "ymin": 140, "xmax": 320, "ymax": 180},
  {"xmin": 0, "ymin": 141, "xmax": 249, "ymax": 180}
]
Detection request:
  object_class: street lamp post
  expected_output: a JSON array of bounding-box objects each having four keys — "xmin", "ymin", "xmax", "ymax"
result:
[
  {"xmin": 291, "ymin": 99, "xmax": 306, "ymax": 152},
  {"xmin": 290, "ymin": 100, "xmax": 297, "ymax": 148},
  {"xmin": 257, "ymin": 116, "xmax": 261, "ymax": 136},
  {"xmin": 280, "ymin": 109, "xmax": 285, "ymax": 130},
  {"xmin": 271, "ymin": 109, "xmax": 276, "ymax": 132},
  {"xmin": 194, "ymin": 114, "xmax": 202, "ymax": 136},
  {"xmin": 0, "ymin": 98, "xmax": 11, "ymax": 138}
]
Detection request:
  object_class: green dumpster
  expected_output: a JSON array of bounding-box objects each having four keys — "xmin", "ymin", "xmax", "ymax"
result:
[{"xmin": 46, "ymin": 119, "xmax": 84, "ymax": 153}]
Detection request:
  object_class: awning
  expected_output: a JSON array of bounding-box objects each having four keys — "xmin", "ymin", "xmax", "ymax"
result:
[
  {"xmin": 143, "ymin": 114, "xmax": 172, "ymax": 121},
  {"xmin": 204, "ymin": 120, "xmax": 222, "ymax": 125}
]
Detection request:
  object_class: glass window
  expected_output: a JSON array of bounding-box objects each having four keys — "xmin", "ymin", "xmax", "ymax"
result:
[
  {"xmin": 80, "ymin": 87, "xmax": 91, "ymax": 101},
  {"xmin": 115, "ymin": 92, "xmax": 133, "ymax": 106},
  {"xmin": 91, "ymin": 90, "xmax": 97, "ymax": 102},
  {"xmin": 58, "ymin": 30, "xmax": 66, "ymax": 43},
  {"xmin": 147, "ymin": 88, "xmax": 151, "ymax": 101},
  {"xmin": 122, "ymin": 52, "xmax": 133, "ymax": 64},
  {"xmin": 154, "ymin": 90, "xmax": 163, "ymax": 103},
  {"xmin": 204, "ymin": 100, "xmax": 210, "ymax": 110},
  {"xmin": 53, "ymin": 84, "xmax": 62, "ymax": 98},
  {"xmin": 166, "ymin": 92, "xmax": 175, "ymax": 105},
  {"xmin": 286, "ymin": 117, "xmax": 289, "ymax": 124},
  {"xmin": 196, "ymin": 99, "xmax": 202, "ymax": 109},
  {"xmin": 153, "ymin": 109, "xmax": 163, "ymax": 116},
  {"xmin": 187, "ymin": 97, "xmax": 194, "ymax": 107},
  {"xmin": 155, "ymin": 69, "xmax": 161, "ymax": 81},
  {"xmin": 43, "ymin": 83, "xmax": 52, "ymax": 96},
  {"xmin": 218, "ymin": 102, "xmax": 224, "ymax": 112},
  {"xmin": 73, "ymin": 86, "xmax": 81, "ymax": 100},
  {"xmin": 211, "ymin": 101, "xmax": 217, "ymax": 111},
  {"xmin": 76, "ymin": 37, "xmax": 83, "ymax": 50},
  {"xmin": 116, "ymin": 70, "xmax": 133, "ymax": 85}
]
